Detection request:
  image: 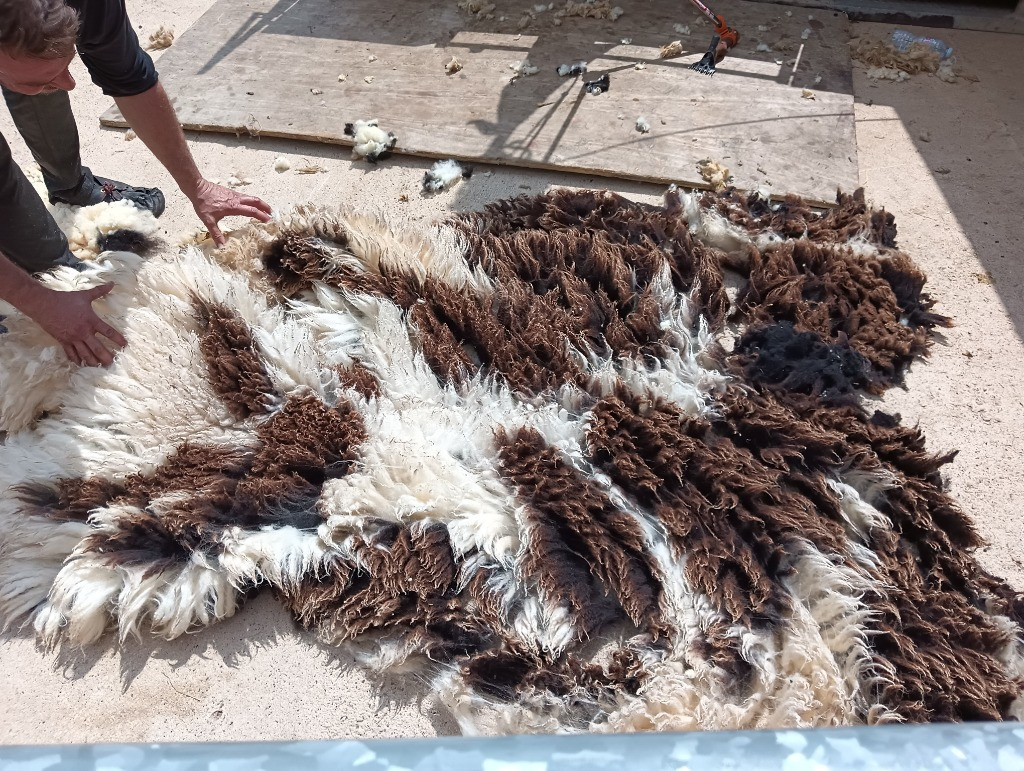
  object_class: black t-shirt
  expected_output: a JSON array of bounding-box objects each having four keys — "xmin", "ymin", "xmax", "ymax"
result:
[{"xmin": 65, "ymin": 0, "xmax": 158, "ymax": 97}]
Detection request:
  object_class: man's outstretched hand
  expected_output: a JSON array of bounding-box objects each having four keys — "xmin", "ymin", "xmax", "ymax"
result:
[
  {"xmin": 189, "ymin": 179, "xmax": 273, "ymax": 245},
  {"xmin": 30, "ymin": 284, "xmax": 128, "ymax": 367}
]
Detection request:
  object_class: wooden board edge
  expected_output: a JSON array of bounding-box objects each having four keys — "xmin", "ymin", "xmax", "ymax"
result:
[{"xmin": 100, "ymin": 108, "xmax": 850, "ymax": 208}]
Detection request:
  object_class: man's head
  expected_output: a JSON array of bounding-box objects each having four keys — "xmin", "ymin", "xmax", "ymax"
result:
[{"xmin": 0, "ymin": 0, "xmax": 78, "ymax": 95}]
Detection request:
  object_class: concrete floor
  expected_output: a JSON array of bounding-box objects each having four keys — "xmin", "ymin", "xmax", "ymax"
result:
[{"xmin": 0, "ymin": 0, "xmax": 1021, "ymax": 744}]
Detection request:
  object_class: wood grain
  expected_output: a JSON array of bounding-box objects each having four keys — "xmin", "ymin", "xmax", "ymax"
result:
[{"xmin": 102, "ymin": 0, "xmax": 859, "ymax": 204}]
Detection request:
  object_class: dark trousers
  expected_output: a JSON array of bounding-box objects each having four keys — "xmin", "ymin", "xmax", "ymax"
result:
[{"xmin": 0, "ymin": 88, "xmax": 97, "ymax": 273}]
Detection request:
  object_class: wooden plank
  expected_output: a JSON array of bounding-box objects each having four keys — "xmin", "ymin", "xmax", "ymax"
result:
[{"xmin": 102, "ymin": 0, "xmax": 859, "ymax": 204}]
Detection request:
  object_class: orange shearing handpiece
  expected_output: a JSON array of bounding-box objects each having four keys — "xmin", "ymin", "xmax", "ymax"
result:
[{"xmin": 687, "ymin": 0, "xmax": 741, "ymax": 75}]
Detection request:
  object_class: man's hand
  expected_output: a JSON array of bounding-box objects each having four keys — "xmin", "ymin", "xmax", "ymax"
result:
[
  {"xmin": 189, "ymin": 179, "xmax": 272, "ymax": 246},
  {"xmin": 29, "ymin": 284, "xmax": 128, "ymax": 367},
  {"xmin": 114, "ymin": 85, "xmax": 273, "ymax": 245}
]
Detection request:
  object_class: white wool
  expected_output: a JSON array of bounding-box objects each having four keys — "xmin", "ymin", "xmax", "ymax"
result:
[
  {"xmin": 0, "ymin": 252, "xmax": 143, "ymax": 433},
  {"xmin": 35, "ymin": 502, "xmax": 240, "ymax": 646},
  {"xmin": 219, "ymin": 526, "xmax": 332, "ymax": 590},
  {"xmin": 253, "ymin": 315, "xmax": 331, "ymax": 400},
  {"xmin": 598, "ymin": 540, "xmax": 883, "ymax": 734},
  {"xmin": 346, "ymin": 119, "xmax": 397, "ymax": 162},
  {"xmin": 509, "ymin": 59, "xmax": 540, "ymax": 77},
  {"xmin": 866, "ymin": 66, "xmax": 909, "ymax": 82},
  {"xmin": 427, "ymin": 223, "xmax": 495, "ymax": 293},
  {"xmin": 635, "ymin": 116, "xmax": 651, "ymax": 134},
  {"xmin": 21, "ymin": 165, "xmax": 159, "ymax": 261},
  {"xmin": 556, "ymin": 61, "xmax": 587, "ymax": 77},
  {"xmin": 827, "ymin": 479, "xmax": 893, "ymax": 544},
  {"xmin": 670, "ymin": 186, "xmax": 755, "ymax": 255},
  {"xmin": 423, "ymin": 159, "xmax": 470, "ymax": 193}
]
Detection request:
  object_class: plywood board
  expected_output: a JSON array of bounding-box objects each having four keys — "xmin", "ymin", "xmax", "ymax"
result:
[{"xmin": 102, "ymin": 0, "xmax": 859, "ymax": 204}]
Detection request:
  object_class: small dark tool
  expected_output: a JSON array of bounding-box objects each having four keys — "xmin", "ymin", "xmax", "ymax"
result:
[
  {"xmin": 583, "ymin": 73, "xmax": 610, "ymax": 95},
  {"xmin": 687, "ymin": 0, "xmax": 740, "ymax": 76}
]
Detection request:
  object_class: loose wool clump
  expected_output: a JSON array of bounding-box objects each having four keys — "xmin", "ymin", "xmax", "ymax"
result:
[
  {"xmin": 343, "ymin": 119, "xmax": 398, "ymax": 164},
  {"xmin": 422, "ymin": 159, "xmax": 473, "ymax": 193},
  {"xmin": 0, "ymin": 186, "xmax": 1021, "ymax": 735},
  {"xmin": 22, "ymin": 166, "xmax": 160, "ymax": 261}
]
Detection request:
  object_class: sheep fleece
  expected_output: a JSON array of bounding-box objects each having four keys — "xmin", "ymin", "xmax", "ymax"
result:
[{"xmin": 1, "ymin": 188, "xmax": 1022, "ymax": 734}]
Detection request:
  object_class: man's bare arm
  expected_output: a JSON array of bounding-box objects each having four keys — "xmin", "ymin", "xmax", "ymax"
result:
[{"xmin": 115, "ymin": 82, "xmax": 272, "ymax": 244}]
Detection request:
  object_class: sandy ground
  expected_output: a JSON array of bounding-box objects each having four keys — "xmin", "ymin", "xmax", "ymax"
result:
[{"xmin": 0, "ymin": 0, "xmax": 1021, "ymax": 744}]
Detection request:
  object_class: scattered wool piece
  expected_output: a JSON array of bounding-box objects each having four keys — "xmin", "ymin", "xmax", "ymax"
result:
[
  {"xmin": 634, "ymin": 61, "xmax": 647, "ymax": 70},
  {"xmin": 227, "ymin": 173, "xmax": 252, "ymax": 188},
  {"xmin": 344, "ymin": 119, "xmax": 398, "ymax": 163},
  {"xmin": 583, "ymin": 73, "xmax": 610, "ymax": 94},
  {"xmin": 310, "ymin": 88, "xmax": 323, "ymax": 95},
  {"xmin": 557, "ymin": 61, "xmax": 588, "ymax": 77},
  {"xmin": 660, "ymin": 40, "xmax": 684, "ymax": 59},
  {"xmin": 620, "ymin": 37, "xmax": 631, "ymax": 44},
  {"xmin": 673, "ymin": 23, "xmax": 690, "ymax": 35},
  {"xmin": 757, "ymin": 24, "xmax": 768, "ymax": 31},
  {"xmin": 785, "ymin": 9, "xmax": 792, "ymax": 15},
  {"xmin": 422, "ymin": 159, "xmax": 473, "ymax": 192},
  {"xmin": 936, "ymin": 60, "xmax": 957, "ymax": 83},
  {"xmin": 368, "ymin": 55, "xmax": 377, "ymax": 62},
  {"xmin": 146, "ymin": 25, "xmax": 174, "ymax": 51},
  {"xmin": 556, "ymin": 0, "xmax": 617, "ymax": 20},
  {"xmin": 338, "ymin": 73, "xmax": 348, "ymax": 82},
  {"xmin": 509, "ymin": 60, "xmax": 540, "ymax": 78},
  {"xmin": 178, "ymin": 228, "xmax": 211, "ymax": 248},
  {"xmin": 459, "ymin": 0, "xmax": 495, "ymax": 13},
  {"xmin": 756, "ymin": 43, "xmax": 773, "ymax": 53},
  {"xmin": 635, "ymin": 116, "xmax": 650, "ymax": 133},
  {"xmin": 850, "ymin": 37, "xmax": 940, "ymax": 75},
  {"xmin": 295, "ymin": 161, "xmax": 327, "ymax": 174},
  {"xmin": 801, "ymin": 28, "xmax": 812, "ymax": 40},
  {"xmin": 273, "ymin": 157, "xmax": 291, "ymax": 172},
  {"xmin": 918, "ymin": 130, "xmax": 932, "ymax": 142},
  {"xmin": 123, "ymin": 129, "xmax": 136, "ymax": 142},
  {"xmin": 446, "ymin": 56, "xmax": 464, "ymax": 74},
  {"xmin": 801, "ymin": 89, "xmax": 815, "ymax": 100},
  {"xmin": 534, "ymin": 3, "xmax": 548, "ymax": 10},
  {"xmin": 364, "ymin": 75, "xmax": 375, "ymax": 84},
  {"xmin": 813, "ymin": 75, "xmax": 822, "ymax": 85},
  {"xmin": 866, "ymin": 66, "xmax": 910, "ymax": 82},
  {"xmin": 697, "ymin": 158, "xmax": 731, "ymax": 192}
]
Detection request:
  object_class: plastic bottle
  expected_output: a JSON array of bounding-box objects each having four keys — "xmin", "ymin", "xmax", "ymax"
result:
[{"xmin": 891, "ymin": 30, "xmax": 953, "ymax": 60}]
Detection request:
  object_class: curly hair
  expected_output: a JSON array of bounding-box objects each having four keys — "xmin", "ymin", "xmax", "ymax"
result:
[{"xmin": 0, "ymin": 0, "xmax": 79, "ymax": 59}]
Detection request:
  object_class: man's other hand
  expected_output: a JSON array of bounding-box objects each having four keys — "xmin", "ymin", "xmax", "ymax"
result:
[
  {"xmin": 32, "ymin": 284, "xmax": 128, "ymax": 367},
  {"xmin": 189, "ymin": 179, "xmax": 273, "ymax": 246}
]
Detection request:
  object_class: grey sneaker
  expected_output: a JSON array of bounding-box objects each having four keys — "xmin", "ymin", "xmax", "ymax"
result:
[{"xmin": 51, "ymin": 174, "xmax": 165, "ymax": 218}]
